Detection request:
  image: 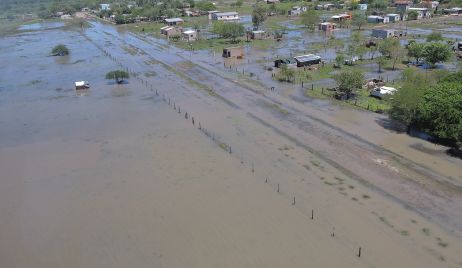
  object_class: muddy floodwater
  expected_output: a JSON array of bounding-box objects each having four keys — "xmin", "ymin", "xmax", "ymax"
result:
[{"xmin": 1, "ymin": 21, "xmax": 462, "ymax": 268}]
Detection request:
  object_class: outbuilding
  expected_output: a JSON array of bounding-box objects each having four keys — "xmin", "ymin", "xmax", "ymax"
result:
[
  {"xmin": 164, "ymin": 18, "xmax": 184, "ymax": 25},
  {"xmin": 182, "ymin": 30, "xmax": 197, "ymax": 41},
  {"xmin": 249, "ymin": 30, "xmax": 267, "ymax": 40},
  {"xmin": 367, "ymin": 15, "xmax": 389, "ymax": 23},
  {"xmin": 222, "ymin": 47, "xmax": 244, "ymax": 58},
  {"xmin": 318, "ymin": 22, "xmax": 336, "ymax": 31},
  {"xmin": 386, "ymin": 13, "xmax": 400, "ymax": 22},
  {"xmin": 274, "ymin": 58, "xmax": 297, "ymax": 68},
  {"xmin": 211, "ymin": 12, "xmax": 240, "ymax": 21},
  {"xmin": 293, "ymin": 54, "xmax": 322, "ymax": 67}
]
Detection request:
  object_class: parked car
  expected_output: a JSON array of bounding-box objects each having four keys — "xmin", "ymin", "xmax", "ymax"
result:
[{"xmin": 370, "ymin": 86, "xmax": 397, "ymax": 99}]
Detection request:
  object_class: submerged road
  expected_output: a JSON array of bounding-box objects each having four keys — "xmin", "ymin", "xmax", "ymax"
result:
[{"xmin": 84, "ymin": 21, "xmax": 462, "ymax": 237}]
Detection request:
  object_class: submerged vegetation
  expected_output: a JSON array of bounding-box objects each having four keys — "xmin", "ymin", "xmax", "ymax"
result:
[{"xmin": 51, "ymin": 44, "xmax": 69, "ymax": 56}]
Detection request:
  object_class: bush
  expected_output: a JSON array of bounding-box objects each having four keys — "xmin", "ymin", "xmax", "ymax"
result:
[
  {"xmin": 105, "ymin": 70, "xmax": 130, "ymax": 84},
  {"xmin": 51, "ymin": 44, "xmax": 69, "ymax": 56}
]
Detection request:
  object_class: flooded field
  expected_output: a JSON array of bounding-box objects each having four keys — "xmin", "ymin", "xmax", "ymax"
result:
[{"xmin": 1, "ymin": 20, "xmax": 462, "ymax": 268}]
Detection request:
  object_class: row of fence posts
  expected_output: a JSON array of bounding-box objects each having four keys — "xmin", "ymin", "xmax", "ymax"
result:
[{"xmin": 90, "ymin": 32, "xmax": 364, "ymax": 260}]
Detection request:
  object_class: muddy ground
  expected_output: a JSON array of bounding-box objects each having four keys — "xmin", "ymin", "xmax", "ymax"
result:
[{"xmin": 0, "ymin": 20, "xmax": 461, "ymax": 267}]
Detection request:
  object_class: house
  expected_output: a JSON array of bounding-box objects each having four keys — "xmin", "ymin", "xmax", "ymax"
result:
[
  {"xmin": 359, "ymin": 4, "xmax": 368, "ymax": 10},
  {"xmin": 386, "ymin": 13, "xmax": 401, "ymax": 22},
  {"xmin": 421, "ymin": 1, "xmax": 439, "ymax": 9},
  {"xmin": 372, "ymin": 29, "xmax": 406, "ymax": 38},
  {"xmin": 160, "ymin": 26, "xmax": 182, "ymax": 37},
  {"xmin": 331, "ymin": 13, "xmax": 351, "ymax": 22},
  {"xmin": 443, "ymin": 7, "xmax": 462, "ymax": 14},
  {"xmin": 316, "ymin": 3, "xmax": 336, "ymax": 10},
  {"xmin": 75, "ymin": 81, "xmax": 90, "ymax": 90},
  {"xmin": 288, "ymin": 6, "xmax": 307, "ymax": 16},
  {"xmin": 222, "ymin": 47, "xmax": 244, "ymax": 58},
  {"xmin": 293, "ymin": 54, "xmax": 322, "ymax": 67},
  {"xmin": 207, "ymin": 11, "xmax": 219, "ymax": 19},
  {"xmin": 395, "ymin": 0, "xmax": 412, "ymax": 13},
  {"xmin": 100, "ymin": 4, "xmax": 111, "ymax": 10},
  {"xmin": 249, "ymin": 30, "xmax": 267, "ymax": 40},
  {"xmin": 367, "ymin": 15, "xmax": 389, "ymax": 23},
  {"xmin": 211, "ymin": 12, "xmax": 239, "ymax": 21},
  {"xmin": 274, "ymin": 58, "xmax": 297, "ymax": 68},
  {"xmin": 182, "ymin": 30, "xmax": 197, "ymax": 41},
  {"xmin": 183, "ymin": 10, "xmax": 200, "ymax": 17},
  {"xmin": 164, "ymin": 18, "xmax": 184, "ymax": 25},
  {"xmin": 408, "ymin": 7, "xmax": 431, "ymax": 19},
  {"xmin": 318, "ymin": 22, "xmax": 337, "ymax": 31}
]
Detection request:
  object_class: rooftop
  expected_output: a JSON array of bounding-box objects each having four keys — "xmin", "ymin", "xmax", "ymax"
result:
[
  {"xmin": 215, "ymin": 12, "xmax": 239, "ymax": 16},
  {"xmin": 164, "ymin": 18, "xmax": 184, "ymax": 22},
  {"xmin": 294, "ymin": 54, "xmax": 322, "ymax": 62}
]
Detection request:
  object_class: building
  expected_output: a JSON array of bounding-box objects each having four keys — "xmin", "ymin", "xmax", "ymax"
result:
[
  {"xmin": 274, "ymin": 58, "xmax": 297, "ymax": 68},
  {"xmin": 164, "ymin": 18, "xmax": 184, "ymax": 25},
  {"xmin": 421, "ymin": 1, "xmax": 439, "ymax": 9},
  {"xmin": 331, "ymin": 13, "xmax": 352, "ymax": 22},
  {"xmin": 249, "ymin": 30, "xmax": 267, "ymax": 40},
  {"xmin": 160, "ymin": 26, "xmax": 182, "ymax": 37},
  {"xmin": 222, "ymin": 47, "xmax": 244, "ymax": 58},
  {"xmin": 318, "ymin": 22, "xmax": 336, "ymax": 31},
  {"xmin": 293, "ymin": 54, "xmax": 322, "ymax": 67},
  {"xmin": 395, "ymin": 0, "xmax": 412, "ymax": 12},
  {"xmin": 386, "ymin": 13, "xmax": 401, "ymax": 22},
  {"xmin": 408, "ymin": 7, "xmax": 431, "ymax": 19},
  {"xmin": 371, "ymin": 29, "xmax": 406, "ymax": 38},
  {"xmin": 266, "ymin": 0, "xmax": 279, "ymax": 4},
  {"xmin": 288, "ymin": 6, "xmax": 307, "ymax": 16},
  {"xmin": 100, "ymin": 4, "xmax": 111, "ymax": 10},
  {"xmin": 443, "ymin": 7, "xmax": 462, "ymax": 14},
  {"xmin": 359, "ymin": 4, "xmax": 368, "ymax": 10},
  {"xmin": 183, "ymin": 10, "xmax": 200, "ymax": 17},
  {"xmin": 367, "ymin": 15, "xmax": 389, "ymax": 23},
  {"xmin": 182, "ymin": 30, "xmax": 197, "ymax": 41},
  {"xmin": 211, "ymin": 12, "xmax": 239, "ymax": 21},
  {"xmin": 207, "ymin": 11, "xmax": 219, "ymax": 19}
]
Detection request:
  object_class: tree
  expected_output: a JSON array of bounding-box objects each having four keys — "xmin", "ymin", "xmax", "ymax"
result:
[
  {"xmin": 213, "ymin": 21, "xmax": 245, "ymax": 43},
  {"xmin": 235, "ymin": 0, "xmax": 243, "ymax": 8},
  {"xmin": 408, "ymin": 10, "xmax": 418, "ymax": 20},
  {"xmin": 416, "ymin": 82, "xmax": 462, "ymax": 148},
  {"xmin": 407, "ymin": 42, "xmax": 425, "ymax": 63},
  {"xmin": 105, "ymin": 70, "xmax": 130, "ymax": 84},
  {"xmin": 389, "ymin": 69, "xmax": 431, "ymax": 130},
  {"xmin": 378, "ymin": 38, "xmax": 399, "ymax": 58},
  {"xmin": 335, "ymin": 54, "xmax": 345, "ymax": 67},
  {"xmin": 51, "ymin": 44, "xmax": 69, "ymax": 56},
  {"xmin": 333, "ymin": 69, "xmax": 364, "ymax": 98},
  {"xmin": 252, "ymin": 2, "xmax": 267, "ymax": 30},
  {"xmin": 423, "ymin": 42, "xmax": 452, "ymax": 67},
  {"xmin": 376, "ymin": 56, "xmax": 387, "ymax": 73},
  {"xmin": 352, "ymin": 12, "xmax": 366, "ymax": 30},
  {"xmin": 196, "ymin": 1, "xmax": 215, "ymax": 11},
  {"xmin": 301, "ymin": 10, "xmax": 319, "ymax": 31},
  {"xmin": 426, "ymin": 32, "xmax": 444, "ymax": 42},
  {"xmin": 277, "ymin": 64, "xmax": 295, "ymax": 82}
]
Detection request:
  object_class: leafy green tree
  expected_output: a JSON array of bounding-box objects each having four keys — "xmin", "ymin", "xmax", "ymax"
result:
[
  {"xmin": 301, "ymin": 10, "xmax": 319, "ymax": 31},
  {"xmin": 423, "ymin": 42, "xmax": 452, "ymax": 67},
  {"xmin": 426, "ymin": 32, "xmax": 443, "ymax": 42},
  {"xmin": 213, "ymin": 21, "xmax": 245, "ymax": 43},
  {"xmin": 235, "ymin": 0, "xmax": 243, "ymax": 8},
  {"xmin": 252, "ymin": 2, "xmax": 267, "ymax": 30},
  {"xmin": 352, "ymin": 11, "xmax": 366, "ymax": 30},
  {"xmin": 378, "ymin": 38, "xmax": 399, "ymax": 58},
  {"xmin": 376, "ymin": 56, "xmax": 387, "ymax": 73},
  {"xmin": 114, "ymin": 14, "xmax": 126, "ymax": 24},
  {"xmin": 333, "ymin": 69, "xmax": 364, "ymax": 98},
  {"xmin": 335, "ymin": 54, "xmax": 345, "ymax": 67},
  {"xmin": 416, "ymin": 82, "xmax": 462, "ymax": 148},
  {"xmin": 105, "ymin": 70, "xmax": 130, "ymax": 84},
  {"xmin": 407, "ymin": 42, "xmax": 425, "ymax": 63},
  {"xmin": 196, "ymin": 1, "xmax": 215, "ymax": 11},
  {"xmin": 408, "ymin": 10, "xmax": 418, "ymax": 20},
  {"xmin": 389, "ymin": 69, "xmax": 431, "ymax": 130},
  {"xmin": 51, "ymin": 44, "xmax": 69, "ymax": 56},
  {"xmin": 277, "ymin": 64, "xmax": 295, "ymax": 83}
]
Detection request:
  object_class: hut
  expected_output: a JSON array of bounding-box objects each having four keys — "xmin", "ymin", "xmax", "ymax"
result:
[
  {"xmin": 371, "ymin": 29, "xmax": 405, "ymax": 38},
  {"xmin": 164, "ymin": 18, "xmax": 184, "ymax": 25},
  {"xmin": 160, "ymin": 26, "xmax": 182, "ymax": 37},
  {"xmin": 274, "ymin": 58, "xmax": 297, "ymax": 68},
  {"xmin": 182, "ymin": 30, "xmax": 197, "ymax": 41},
  {"xmin": 222, "ymin": 47, "xmax": 244, "ymax": 58},
  {"xmin": 386, "ymin": 13, "xmax": 400, "ymax": 22},
  {"xmin": 293, "ymin": 54, "xmax": 322, "ymax": 67},
  {"xmin": 249, "ymin": 30, "xmax": 267, "ymax": 40},
  {"xmin": 211, "ymin": 12, "xmax": 239, "ymax": 21},
  {"xmin": 319, "ymin": 22, "xmax": 336, "ymax": 31}
]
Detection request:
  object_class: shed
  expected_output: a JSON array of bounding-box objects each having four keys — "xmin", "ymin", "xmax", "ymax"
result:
[
  {"xmin": 75, "ymin": 81, "xmax": 90, "ymax": 90},
  {"xmin": 294, "ymin": 54, "xmax": 322, "ymax": 67},
  {"xmin": 386, "ymin": 13, "xmax": 400, "ymax": 22},
  {"xmin": 160, "ymin": 26, "xmax": 182, "ymax": 37},
  {"xmin": 274, "ymin": 58, "xmax": 297, "ymax": 68},
  {"xmin": 359, "ymin": 4, "xmax": 368, "ymax": 10},
  {"xmin": 367, "ymin": 15, "xmax": 389, "ymax": 23},
  {"xmin": 164, "ymin": 18, "xmax": 184, "ymax": 25},
  {"xmin": 222, "ymin": 47, "xmax": 244, "ymax": 58},
  {"xmin": 372, "ymin": 29, "xmax": 405, "ymax": 38},
  {"xmin": 182, "ymin": 30, "xmax": 197, "ymax": 41},
  {"xmin": 212, "ymin": 12, "xmax": 239, "ymax": 21},
  {"xmin": 249, "ymin": 30, "xmax": 267, "ymax": 40},
  {"xmin": 318, "ymin": 22, "xmax": 336, "ymax": 31}
]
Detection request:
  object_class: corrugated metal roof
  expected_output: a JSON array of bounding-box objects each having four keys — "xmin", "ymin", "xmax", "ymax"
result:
[{"xmin": 294, "ymin": 54, "xmax": 321, "ymax": 62}]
